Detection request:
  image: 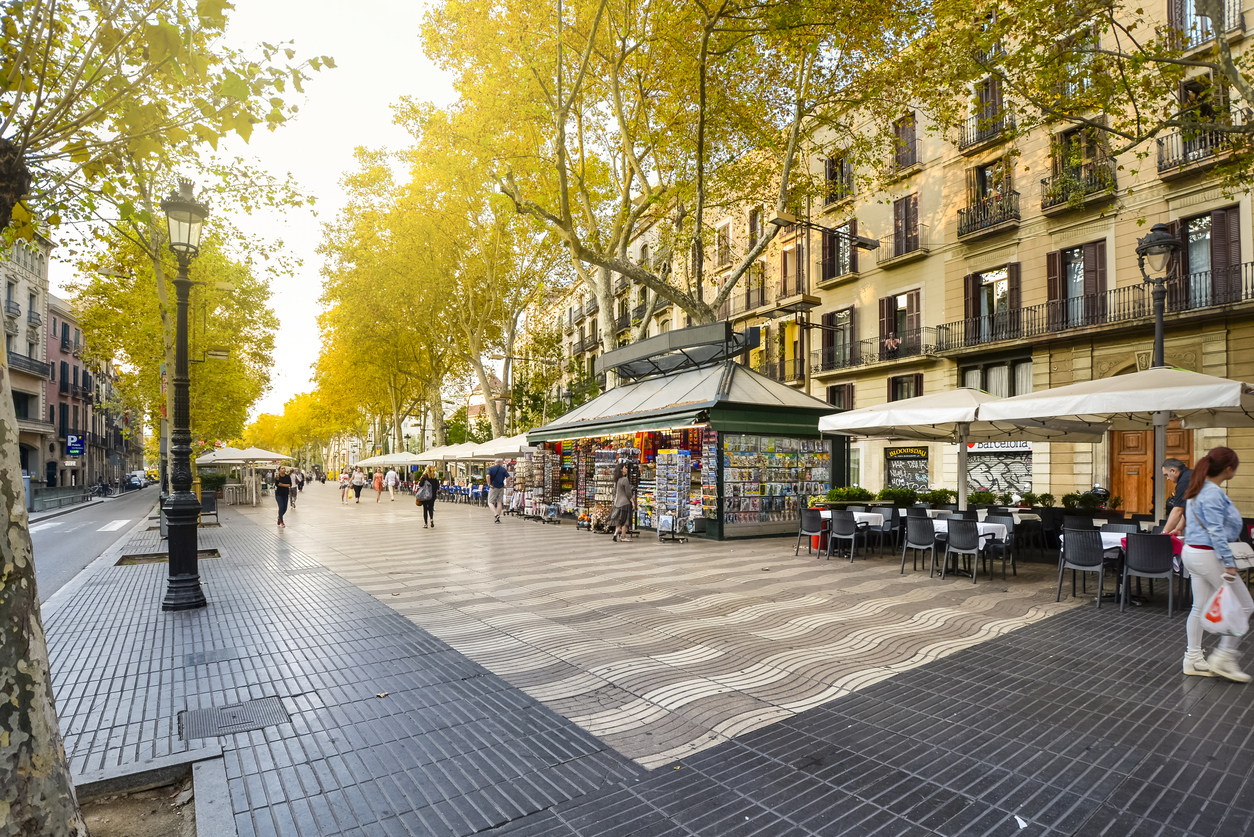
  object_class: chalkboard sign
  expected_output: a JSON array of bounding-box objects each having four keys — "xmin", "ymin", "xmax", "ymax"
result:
[{"xmin": 886, "ymin": 447, "xmax": 929, "ymax": 489}]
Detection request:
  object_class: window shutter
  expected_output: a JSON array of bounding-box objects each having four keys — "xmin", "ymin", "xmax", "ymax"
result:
[
  {"xmin": 963, "ymin": 273, "xmax": 979, "ymax": 321},
  {"xmin": 848, "ymin": 305, "xmax": 859, "ymax": 364},
  {"xmin": 914, "ymin": 373, "xmax": 924, "ymax": 397},
  {"xmin": 965, "ymin": 167, "xmax": 978, "ymax": 204},
  {"xmin": 907, "ymin": 194, "xmax": 919, "ymax": 251},
  {"xmin": 888, "ymin": 376, "xmax": 896, "ymax": 402},
  {"xmin": 906, "ymin": 290, "xmax": 921, "ymax": 333},
  {"xmin": 780, "ymin": 251, "xmax": 788, "ymax": 295},
  {"xmin": 879, "ymin": 296, "xmax": 892, "ymax": 338},
  {"xmin": 1007, "ymin": 262, "xmax": 1022, "ymax": 309},
  {"xmin": 823, "ymin": 231, "xmax": 836, "ymax": 280},
  {"xmin": 1046, "ymin": 250, "xmax": 1062, "ymax": 302},
  {"xmin": 893, "ymin": 198, "xmax": 906, "ymax": 256},
  {"xmin": 850, "ymin": 220, "xmax": 859, "ymax": 273},
  {"xmin": 821, "ymin": 311, "xmax": 835, "ymax": 353},
  {"xmin": 844, "ymin": 383, "xmax": 854, "ymax": 410},
  {"xmin": 1211, "ymin": 206, "xmax": 1241, "ymax": 303},
  {"xmin": 827, "ymin": 384, "xmax": 839, "ymax": 406}
]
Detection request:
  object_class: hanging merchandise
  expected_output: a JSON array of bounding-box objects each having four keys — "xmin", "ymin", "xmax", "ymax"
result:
[{"xmin": 655, "ymin": 449, "xmax": 691, "ymax": 542}]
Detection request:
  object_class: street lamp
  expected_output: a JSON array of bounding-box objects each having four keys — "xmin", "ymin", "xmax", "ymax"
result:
[
  {"xmin": 1135, "ymin": 222, "xmax": 1182, "ymax": 525},
  {"xmin": 767, "ymin": 211, "xmax": 880, "ymax": 250},
  {"xmin": 159, "ymin": 178, "xmax": 209, "ymax": 611}
]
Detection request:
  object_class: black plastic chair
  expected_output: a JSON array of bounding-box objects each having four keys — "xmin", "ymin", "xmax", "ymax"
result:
[
  {"xmin": 1057, "ymin": 528, "xmax": 1113, "ymax": 606},
  {"xmin": 907, "ymin": 507, "xmax": 929, "ymax": 517},
  {"xmin": 901, "ymin": 516, "xmax": 938, "ymax": 574},
  {"xmin": 1123, "ymin": 533, "xmax": 1175, "ymax": 615},
  {"xmin": 982, "ymin": 515, "xmax": 1017, "ymax": 579},
  {"xmin": 200, "ymin": 492, "xmax": 219, "ymax": 524},
  {"xmin": 940, "ymin": 520, "xmax": 994, "ymax": 584},
  {"xmin": 1064, "ymin": 515, "xmax": 1096, "ymax": 531},
  {"xmin": 1101, "ymin": 522, "xmax": 1139, "ymax": 535},
  {"xmin": 870, "ymin": 506, "xmax": 898, "ymax": 556},
  {"xmin": 846, "ymin": 505, "xmax": 868, "ymax": 513},
  {"xmin": 957, "ymin": 510, "xmax": 978, "ymax": 520},
  {"xmin": 830, "ymin": 510, "xmax": 870, "ymax": 561},
  {"xmin": 941, "ymin": 504, "xmax": 958, "ymax": 512},
  {"xmin": 912, "ymin": 503, "xmax": 932, "ymax": 510},
  {"xmin": 795, "ymin": 508, "xmax": 826, "ymax": 557}
]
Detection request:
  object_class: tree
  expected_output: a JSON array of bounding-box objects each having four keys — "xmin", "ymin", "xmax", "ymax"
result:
[
  {"xmin": 423, "ymin": 0, "xmax": 920, "ymax": 334},
  {"xmin": 890, "ymin": 0, "xmax": 1254, "ymax": 188},
  {"xmin": 0, "ymin": 3, "xmax": 330, "ymax": 832}
]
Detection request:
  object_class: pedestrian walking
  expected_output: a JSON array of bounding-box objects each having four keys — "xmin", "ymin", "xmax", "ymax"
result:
[
  {"xmin": 1181, "ymin": 446, "xmax": 1250, "ymax": 682},
  {"xmin": 416, "ymin": 465, "xmax": 440, "ymax": 528},
  {"xmin": 486, "ymin": 458, "xmax": 509, "ymax": 523},
  {"xmin": 386, "ymin": 467, "xmax": 399, "ymax": 501},
  {"xmin": 290, "ymin": 469, "xmax": 302, "ymax": 509},
  {"xmin": 351, "ymin": 467, "xmax": 365, "ymax": 502},
  {"xmin": 275, "ymin": 466, "xmax": 292, "ymax": 528},
  {"xmin": 339, "ymin": 469, "xmax": 350, "ymax": 504},
  {"xmin": 609, "ymin": 462, "xmax": 636, "ymax": 542},
  {"xmin": 372, "ymin": 469, "xmax": 384, "ymax": 502}
]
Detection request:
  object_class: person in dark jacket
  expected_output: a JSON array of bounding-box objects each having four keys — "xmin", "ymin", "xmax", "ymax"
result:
[{"xmin": 416, "ymin": 464, "xmax": 440, "ymax": 528}]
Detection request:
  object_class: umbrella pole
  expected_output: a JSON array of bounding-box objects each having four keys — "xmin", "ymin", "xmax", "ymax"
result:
[
  {"xmin": 1153, "ymin": 411, "xmax": 1168, "ymax": 523},
  {"xmin": 957, "ymin": 423, "xmax": 969, "ymax": 512}
]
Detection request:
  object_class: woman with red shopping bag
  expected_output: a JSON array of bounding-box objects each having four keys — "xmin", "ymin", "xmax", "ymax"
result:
[{"xmin": 1182, "ymin": 446, "xmax": 1251, "ymax": 682}]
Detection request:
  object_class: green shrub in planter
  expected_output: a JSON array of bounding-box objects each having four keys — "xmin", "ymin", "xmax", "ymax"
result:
[
  {"xmin": 1037, "ymin": 493, "xmax": 1055, "ymax": 507},
  {"xmin": 1061, "ymin": 493, "xmax": 1081, "ymax": 510},
  {"xmin": 876, "ymin": 487, "xmax": 918, "ymax": 507},
  {"xmin": 968, "ymin": 490, "xmax": 997, "ymax": 505},
  {"xmin": 921, "ymin": 488, "xmax": 955, "ymax": 506},
  {"xmin": 1020, "ymin": 492, "xmax": 1039, "ymax": 507},
  {"xmin": 1077, "ymin": 493, "xmax": 1102, "ymax": 512},
  {"xmin": 996, "ymin": 492, "xmax": 1015, "ymax": 506},
  {"xmin": 200, "ymin": 473, "xmax": 228, "ymax": 493},
  {"xmin": 825, "ymin": 486, "xmax": 875, "ymax": 502}
]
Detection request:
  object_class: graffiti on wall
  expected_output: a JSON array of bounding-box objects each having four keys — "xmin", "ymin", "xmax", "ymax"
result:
[{"xmin": 967, "ymin": 453, "xmax": 1032, "ymax": 494}]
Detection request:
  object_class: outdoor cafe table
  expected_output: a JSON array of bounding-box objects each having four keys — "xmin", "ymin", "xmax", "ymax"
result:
[
  {"xmin": 930, "ymin": 518, "xmax": 1007, "ymax": 547},
  {"xmin": 818, "ymin": 510, "xmax": 885, "ymax": 528},
  {"xmin": 924, "ymin": 508, "xmax": 1040, "ymax": 524}
]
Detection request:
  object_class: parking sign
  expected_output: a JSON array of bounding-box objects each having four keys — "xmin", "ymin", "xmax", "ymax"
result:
[{"xmin": 67, "ymin": 434, "xmax": 85, "ymax": 456}]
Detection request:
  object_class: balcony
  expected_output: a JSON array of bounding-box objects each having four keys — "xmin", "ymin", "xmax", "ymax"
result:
[
  {"xmin": 957, "ymin": 191, "xmax": 1020, "ymax": 240},
  {"xmin": 584, "ymin": 298, "xmax": 599, "ymax": 316},
  {"xmin": 615, "ymin": 312, "xmax": 631, "ymax": 333},
  {"xmin": 16, "ymin": 415, "xmax": 54, "ymax": 435},
  {"xmin": 7, "ymin": 351, "xmax": 50, "ymax": 378},
  {"xmin": 809, "ymin": 327, "xmax": 938, "ymax": 374},
  {"xmin": 60, "ymin": 336, "xmax": 71, "ymax": 352},
  {"xmin": 876, "ymin": 224, "xmax": 931, "ymax": 268},
  {"xmin": 613, "ymin": 277, "xmax": 630, "ymax": 295},
  {"xmin": 1041, "ymin": 160, "xmax": 1117, "ymax": 213},
  {"xmin": 958, "ymin": 110, "xmax": 1016, "ymax": 155},
  {"xmin": 810, "ymin": 342, "xmax": 861, "ymax": 374},
  {"xmin": 893, "ymin": 136, "xmax": 920, "ymax": 173},
  {"xmin": 564, "ymin": 319, "xmax": 575, "ymax": 334},
  {"xmin": 3, "ymin": 300, "xmax": 19, "ymax": 318},
  {"xmin": 729, "ymin": 283, "xmax": 770, "ymax": 317},
  {"xmin": 58, "ymin": 379, "xmax": 69, "ymax": 395},
  {"xmin": 1174, "ymin": 0, "xmax": 1244, "ymax": 51},
  {"xmin": 935, "ymin": 263, "xmax": 1254, "ymax": 351},
  {"xmin": 632, "ymin": 303, "xmax": 648, "ymax": 321},
  {"xmin": 1157, "ymin": 127, "xmax": 1231, "ymax": 178},
  {"xmin": 757, "ymin": 356, "xmax": 804, "ymax": 385},
  {"xmin": 771, "ymin": 279, "xmax": 820, "ymax": 315},
  {"xmin": 26, "ymin": 310, "xmax": 41, "ymax": 326}
]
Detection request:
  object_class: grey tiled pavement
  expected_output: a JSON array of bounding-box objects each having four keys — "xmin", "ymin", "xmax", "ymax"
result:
[{"xmin": 42, "ymin": 495, "xmax": 1254, "ymax": 836}]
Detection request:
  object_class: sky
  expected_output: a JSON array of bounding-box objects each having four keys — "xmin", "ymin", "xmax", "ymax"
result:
[{"xmin": 48, "ymin": 0, "xmax": 458, "ymax": 419}]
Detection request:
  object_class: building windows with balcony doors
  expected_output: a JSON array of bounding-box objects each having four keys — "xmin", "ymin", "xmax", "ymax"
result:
[
  {"xmin": 825, "ymin": 155, "xmax": 853, "ymax": 203},
  {"xmin": 959, "ymin": 156, "xmax": 1018, "ymax": 237},
  {"xmin": 1043, "ymin": 126, "xmax": 1115, "ymax": 210},
  {"xmin": 878, "ymin": 290, "xmax": 920, "ymax": 359},
  {"xmin": 962, "ymin": 263, "xmax": 1021, "ymax": 343},
  {"xmin": 890, "ymin": 194, "xmax": 921, "ymax": 258},
  {"xmin": 1168, "ymin": 205, "xmax": 1243, "ymax": 309},
  {"xmin": 961, "ymin": 76, "xmax": 1012, "ymax": 150},
  {"xmin": 1159, "ymin": 72, "xmax": 1231, "ymax": 171},
  {"xmin": 1045, "ymin": 242, "xmax": 1105, "ymax": 328},
  {"xmin": 779, "ymin": 245, "xmax": 803, "ymax": 297},
  {"xmin": 748, "ymin": 207, "xmax": 762, "ymax": 249},
  {"xmin": 818, "ymin": 307, "xmax": 855, "ymax": 371},
  {"xmin": 888, "ymin": 373, "xmax": 922, "ymax": 402},
  {"xmin": 825, "ymin": 383, "xmax": 853, "ymax": 410},
  {"xmin": 820, "ymin": 222, "xmax": 857, "ymax": 283},
  {"xmin": 893, "ymin": 112, "xmax": 919, "ymax": 170}
]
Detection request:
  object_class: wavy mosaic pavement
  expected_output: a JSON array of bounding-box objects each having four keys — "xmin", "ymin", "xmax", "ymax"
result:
[{"xmin": 241, "ymin": 489, "xmax": 1080, "ymax": 767}]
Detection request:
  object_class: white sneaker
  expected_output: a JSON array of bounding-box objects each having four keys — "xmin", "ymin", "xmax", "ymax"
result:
[
  {"xmin": 1209, "ymin": 650, "xmax": 1252, "ymax": 683},
  {"xmin": 1183, "ymin": 651, "xmax": 1212, "ymax": 677}
]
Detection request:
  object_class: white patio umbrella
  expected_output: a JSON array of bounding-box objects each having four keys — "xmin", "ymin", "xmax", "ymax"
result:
[
  {"xmin": 195, "ymin": 445, "xmax": 245, "ymax": 465},
  {"xmin": 471, "ymin": 433, "xmax": 536, "ymax": 460},
  {"xmin": 819, "ymin": 388, "xmax": 1107, "ymax": 510},
  {"xmin": 234, "ymin": 446, "xmax": 293, "ymax": 461},
  {"xmin": 357, "ymin": 451, "xmax": 423, "ymax": 468},
  {"xmin": 976, "ymin": 367, "xmax": 1254, "ymax": 517}
]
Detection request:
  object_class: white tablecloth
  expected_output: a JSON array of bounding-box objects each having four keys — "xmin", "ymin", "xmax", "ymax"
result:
[
  {"xmin": 931, "ymin": 519, "xmax": 1007, "ymax": 544},
  {"xmin": 820, "ymin": 511, "xmax": 884, "ymax": 528},
  {"xmin": 1060, "ymin": 531, "xmax": 1127, "ymax": 551}
]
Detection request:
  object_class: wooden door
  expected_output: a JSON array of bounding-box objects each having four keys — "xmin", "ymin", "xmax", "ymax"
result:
[{"xmin": 1109, "ymin": 421, "xmax": 1193, "ymax": 515}]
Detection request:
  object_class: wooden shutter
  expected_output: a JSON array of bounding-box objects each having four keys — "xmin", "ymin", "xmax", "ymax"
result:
[
  {"xmin": 906, "ymin": 290, "xmax": 921, "ymax": 333},
  {"xmin": 965, "ymin": 167, "xmax": 979, "ymax": 204},
  {"xmin": 780, "ymin": 251, "xmax": 789, "ymax": 296},
  {"xmin": 893, "ymin": 197, "xmax": 906, "ymax": 256},
  {"xmin": 963, "ymin": 273, "xmax": 979, "ymax": 321},
  {"xmin": 821, "ymin": 311, "xmax": 835, "ymax": 353},
  {"xmin": 1006, "ymin": 262, "xmax": 1022, "ymax": 339},
  {"xmin": 1046, "ymin": 250, "xmax": 1062, "ymax": 302},
  {"xmin": 879, "ymin": 296, "xmax": 892, "ymax": 338},
  {"xmin": 888, "ymin": 376, "xmax": 896, "ymax": 402},
  {"xmin": 913, "ymin": 373, "xmax": 924, "ymax": 397},
  {"xmin": 827, "ymin": 384, "xmax": 839, "ymax": 406},
  {"xmin": 849, "ymin": 219, "xmax": 859, "ymax": 273},
  {"xmin": 1211, "ymin": 206, "xmax": 1241, "ymax": 303},
  {"xmin": 823, "ymin": 231, "xmax": 836, "ymax": 280}
]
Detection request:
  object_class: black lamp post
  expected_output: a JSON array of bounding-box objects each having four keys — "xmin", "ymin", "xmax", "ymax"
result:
[
  {"xmin": 160, "ymin": 178, "xmax": 209, "ymax": 611},
  {"xmin": 1135, "ymin": 222, "xmax": 1183, "ymax": 368},
  {"xmin": 1135, "ymin": 222, "xmax": 1182, "ymax": 523}
]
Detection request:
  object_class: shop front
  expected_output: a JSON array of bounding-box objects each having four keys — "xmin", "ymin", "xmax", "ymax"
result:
[{"xmin": 525, "ymin": 357, "xmax": 841, "ymax": 539}]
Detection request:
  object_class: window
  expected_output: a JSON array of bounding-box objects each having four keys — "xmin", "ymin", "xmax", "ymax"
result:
[
  {"xmin": 825, "ymin": 383, "xmax": 854, "ymax": 410},
  {"xmin": 74, "ymin": 328, "xmax": 80, "ymax": 346},
  {"xmin": 850, "ymin": 448, "xmax": 861, "ymax": 489},
  {"xmin": 780, "ymin": 246, "xmax": 803, "ymax": 296},
  {"xmin": 825, "ymin": 155, "xmax": 853, "ymax": 203},
  {"xmin": 971, "ymin": 158, "xmax": 1011, "ymax": 201},
  {"xmin": 820, "ymin": 308, "xmax": 855, "ymax": 370},
  {"xmin": 28, "ymin": 292, "xmax": 35, "ymax": 312},
  {"xmin": 58, "ymin": 403, "xmax": 68, "ymax": 436},
  {"xmin": 28, "ymin": 341, "xmax": 35, "ymax": 358},
  {"xmin": 961, "ymin": 360, "xmax": 1033, "ymax": 398},
  {"xmin": 4, "ymin": 334, "xmax": 10, "ymax": 353},
  {"xmin": 878, "ymin": 290, "xmax": 920, "ymax": 352},
  {"xmin": 1045, "ymin": 242, "xmax": 1105, "ymax": 327},
  {"xmin": 962, "ymin": 264, "xmax": 1022, "ymax": 342},
  {"xmin": 1174, "ymin": 205, "xmax": 1242, "ymax": 307},
  {"xmin": 639, "ymin": 244, "xmax": 650, "ymax": 268},
  {"xmin": 748, "ymin": 207, "xmax": 762, "ymax": 248},
  {"xmin": 716, "ymin": 223, "xmax": 732, "ymax": 268},
  {"xmin": 894, "ymin": 112, "xmax": 918, "ymax": 169},
  {"xmin": 1170, "ymin": 0, "xmax": 1238, "ymax": 50},
  {"xmin": 888, "ymin": 373, "xmax": 923, "ymax": 402},
  {"xmin": 892, "ymin": 194, "xmax": 920, "ymax": 256},
  {"xmin": 51, "ymin": 316, "xmax": 57, "ymax": 334},
  {"xmin": 820, "ymin": 222, "xmax": 857, "ymax": 281},
  {"xmin": 4, "ymin": 282, "xmax": 12, "ymax": 301}
]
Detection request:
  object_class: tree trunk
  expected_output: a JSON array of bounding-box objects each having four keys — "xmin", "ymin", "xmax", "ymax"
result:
[
  {"xmin": 428, "ymin": 384, "xmax": 447, "ymax": 446},
  {"xmin": 468, "ymin": 355, "xmax": 504, "ymax": 439},
  {"xmin": 0, "ymin": 358, "xmax": 89, "ymax": 835}
]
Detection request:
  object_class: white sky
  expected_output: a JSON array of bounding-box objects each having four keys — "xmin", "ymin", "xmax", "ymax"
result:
[{"xmin": 49, "ymin": 0, "xmax": 458, "ymax": 419}]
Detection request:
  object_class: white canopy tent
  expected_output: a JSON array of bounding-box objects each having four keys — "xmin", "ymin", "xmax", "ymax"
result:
[
  {"xmin": 976, "ymin": 367, "xmax": 1254, "ymax": 516},
  {"xmin": 470, "ymin": 433, "xmax": 536, "ymax": 460},
  {"xmin": 355, "ymin": 451, "xmax": 424, "ymax": 468},
  {"xmin": 195, "ymin": 445, "xmax": 246, "ymax": 465},
  {"xmin": 818, "ymin": 388, "xmax": 1107, "ymax": 509}
]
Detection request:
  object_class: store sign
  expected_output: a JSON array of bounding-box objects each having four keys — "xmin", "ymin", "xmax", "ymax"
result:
[
  {"xmin": 967, "ymin": 441, "xmax": 1032, "ymax": 453},
  {"xmin": 885, "ymin": 447, "xmax": 927, "ymax": 460},
  {"xmin": 62, "ymin": 460, "xmax": 78, "ymax": 467},
  {"xmin": 66, "ymin": 434, "xmax": 85, "ymax": 456}
]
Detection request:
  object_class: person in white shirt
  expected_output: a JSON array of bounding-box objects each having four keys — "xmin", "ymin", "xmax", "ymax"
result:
[{"xmin": 385, "ymin": 468, "xmax": 399, "ymax": 501}]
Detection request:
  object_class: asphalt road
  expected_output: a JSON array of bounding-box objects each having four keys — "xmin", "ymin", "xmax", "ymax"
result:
[{"xmin": 30, "ymin": 488, "xmax": 158, "ymax": 602}]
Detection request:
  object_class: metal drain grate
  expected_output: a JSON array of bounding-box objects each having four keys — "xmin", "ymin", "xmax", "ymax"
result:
[{"xmin": 179, "ymin": 697, "xmax": 290, "ymax": 740}]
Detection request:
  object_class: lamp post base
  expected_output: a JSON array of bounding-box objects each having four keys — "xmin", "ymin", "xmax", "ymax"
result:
[
  {"xmin": 162, "ymin": 491, "xmax": 206, "ymax": 611},
  {"xmin": 161, "ymin": 573, "xmax": 207, "ymax": 610}
]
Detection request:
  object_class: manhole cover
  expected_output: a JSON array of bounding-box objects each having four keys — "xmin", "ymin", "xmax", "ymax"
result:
[
  {"xmin": 184, "ymin": 647, "xmax": 241, "ymax": 667},
  {"xmin": 179, "ymin": 697, "xmax": 290, "ymax": 740}
]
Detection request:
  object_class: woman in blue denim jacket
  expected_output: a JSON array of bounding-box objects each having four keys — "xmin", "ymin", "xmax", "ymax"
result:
[{"xmin": 1181, "ymin": 446, "xmax": 1248, "ymax": 682}]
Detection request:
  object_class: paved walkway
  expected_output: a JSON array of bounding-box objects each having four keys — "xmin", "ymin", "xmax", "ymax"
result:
[
  {"xmin": 41, "ymin": 483, "xmax": 1254, "ymax": 836},
  {"xmin": 235, "ymin": 487, "xmax": 1080, "ymax": 769}
]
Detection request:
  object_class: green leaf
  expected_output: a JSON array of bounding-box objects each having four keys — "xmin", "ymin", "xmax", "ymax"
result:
[{"xmin": 219, "ymin": 72, "xmax": 250, "ymax": 100}]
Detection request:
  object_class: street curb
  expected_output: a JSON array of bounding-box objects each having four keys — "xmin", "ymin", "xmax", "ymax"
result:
[
  {"xmin": 28, "ymin": 497, "xmax": 106, "ymax": 523},
  {"xmin": 74, "ymin": 743, "xmax": 223, "ymax": 802},
  {"xmin": 193, "ymin": 757, "xmax": 238, "ymax": 837},
  {"xmin": 40, "ymin": 503, "xmax": 157, "ymax": 620}
]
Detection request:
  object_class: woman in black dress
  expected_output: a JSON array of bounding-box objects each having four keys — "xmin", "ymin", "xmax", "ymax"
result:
[{"xmin": 275, "ymin": 466, "xmax": 292, "ymax": 528}]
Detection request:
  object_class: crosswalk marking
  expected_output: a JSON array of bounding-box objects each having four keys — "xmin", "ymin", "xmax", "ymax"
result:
[
  {"xmin": 29, "ymin": 521, "xmax": 64, "ymax": 533},
  {"xmin": 97, "ymin": 519, "xmax": 130, "ymax": 532}
]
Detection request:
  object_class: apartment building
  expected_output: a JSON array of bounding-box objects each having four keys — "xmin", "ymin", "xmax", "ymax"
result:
[
  {"xmin": 45, "ymin": 295, "xmax": 95, "ymax": 487},
  {"xmin": 533, "ymin": 1, "xmax": 1254, "ymax": 514},
  {"xmin": 5, "ymin": 234, "xmax": 54, "ymax": 486}
]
